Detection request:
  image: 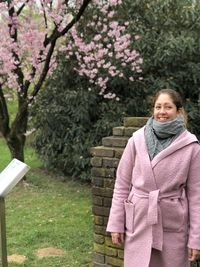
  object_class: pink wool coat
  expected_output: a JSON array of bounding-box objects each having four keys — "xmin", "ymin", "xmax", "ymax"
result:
[{"xmin": 107, "ymin": 127, "xmax": 200, "ymax": 267}]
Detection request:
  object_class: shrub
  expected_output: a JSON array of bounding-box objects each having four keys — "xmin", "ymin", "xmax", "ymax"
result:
[{"xmin": 31, "ymin": 56, "xmax": 127, "ymax": 181}]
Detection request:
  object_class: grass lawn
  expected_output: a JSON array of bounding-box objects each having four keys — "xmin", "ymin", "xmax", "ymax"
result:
[{"xmin": 0, "ymin": 138, "xmax": 93, "ymax": 267}]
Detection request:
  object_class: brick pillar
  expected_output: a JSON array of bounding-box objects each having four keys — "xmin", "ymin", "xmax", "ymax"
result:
[{"xmin": 91, "ymin": 117, "xmax": 148, "ymax": 267}]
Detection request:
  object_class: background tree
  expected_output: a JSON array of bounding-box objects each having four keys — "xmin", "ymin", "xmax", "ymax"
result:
[
  {"xmin": 33, "ymin": 0, "xmax": 200, "ymax": 181},
  {"xmin": 0, "ymin": 0, "xmax": 91, "ymax": 162},
  {"xmin": 31, "ymin": 0, "xmax": 144, "ymax": 180}
]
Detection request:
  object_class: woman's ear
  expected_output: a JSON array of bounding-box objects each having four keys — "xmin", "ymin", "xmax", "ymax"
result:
[{"xmin": 177, "ymin": 107, "xmax": 183, "ymax": 115}]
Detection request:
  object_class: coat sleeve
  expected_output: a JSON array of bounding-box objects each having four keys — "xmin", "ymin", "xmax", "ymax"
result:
[
  {"xmin": 186, "ymin": 143, "xmax": 200, "ymax": 249},
  {"xmin": 106, "ymin": 136, "xmax": 136, "ymax": 233}
]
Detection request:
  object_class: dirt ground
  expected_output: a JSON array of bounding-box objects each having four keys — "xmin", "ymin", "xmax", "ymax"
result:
[{"xmin": 8, "ymin": 247, "xmax": 66, "ymax": 263}]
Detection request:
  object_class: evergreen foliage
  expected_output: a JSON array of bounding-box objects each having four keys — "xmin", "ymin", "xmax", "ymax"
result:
[
  {"xmin": 124, "ymin": 0, "xmax": 200, "ymax": 138},
  {"xmin": 32, "ymin": 0, "xmax": 200, "ymax": 181}
]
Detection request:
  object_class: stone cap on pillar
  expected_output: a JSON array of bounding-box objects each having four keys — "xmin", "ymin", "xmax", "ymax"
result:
[{"xmin": 123, "ymin": 117, "xmax": 149, "ymax": 127}]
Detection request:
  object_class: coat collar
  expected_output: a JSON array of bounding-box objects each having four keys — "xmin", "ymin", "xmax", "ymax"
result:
[{"xmin": 134, "ymin": 127, "xmax": 198, "ymax": 169}]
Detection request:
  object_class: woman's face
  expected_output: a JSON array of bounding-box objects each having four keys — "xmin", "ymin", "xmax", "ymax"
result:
[{"xmin": 153, "ymin": 93, "xmax": 180, "ymax": 122}]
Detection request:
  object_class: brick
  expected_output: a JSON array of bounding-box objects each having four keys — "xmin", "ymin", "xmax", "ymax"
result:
[
  {"xmin": 117, "ymin": 249, "xmax": 124, "ymax": 259},
  {"xmin": 93, "ymin": 196, "xmax": 103, "ymax": 206},
  {"xmin": 94, "ymin": 216, "xmax": 104, "ymax": 226},
  {"xmin": 102, "ymin": 136, "xmax": 129, "ymax": 148},
  {"xmin": 102, "ymin": 158, "xmax": 119, "ymax": 168},
  {"xmin": 94, "ymin": 252, "xmax": 105, "ymax": 264},
  {"xmin": 93, "ymin": 206, "xmax": 110, "ymax": 217},
  {"xmin": 114, "ymin": 148, "xmax": 124, "ymax": 159},
  {"xmin": 91, "ymin": 167, "xmax": 115, "ymax": 178},
  {"xmin": 94, "ymin": 243, "xmax": 105, "ymax": 254},
  {"xmin": 94, "ymin": 234, "xmax": 105, "ymax": 244},
  {"xmin": 91, "ymin": 146, "xmax": 114, "ymax": 157},
  {"xmin": 124, "ymin": 127, "xmax": 139, "ymax": 136},
  {"xmin": 91, "ymin": 168, "xmax": 105, "ymax": 178},
  {"xmin": 103, "ymin": 216, "xmax": 108, "ymax": 226},
  {"xmin": 105, "ymin": 237, "xmax": 124, "ymax": 249},
  {"xmin": 92, "ymin": 187, "xmax": 113, "ymax": 198},
  {"xmin": 105, "ymin": 247, "xmax": 118, "ymax": 257},
  {"xmin": 92, "ymin": 177, "xmax": 104, "ymax": 187},
  {"xmin": 123, "ymin": 117, "xmax": 148, "ymax": 127},
  {"xmin": 104, "ymin": 168, "xmax": 116, "ymax": 178},
  {"xmin": 94, "ymin": 225, "xmax": 107, "ymax": 235},
  {"xmin": 103, "ymin": 197, "xmax": 112, "ymax": 207},
  {"xmin": 93, "ymin": 263, "xmax": 106, "ymax": 267},
  {"xmin": 106, "ymin": 256, "xmax": 123, "ymax": 267},
  {"xmin": 105, "ymin": 237, "xmax": 112, "ymax": 247},
  {"xmin": 112, "ymin": 127, "xmax": 125, "ymax": 136},
  {"xmin": 104, "ymin": 179, "xmax": 115, "ymax": 189},
  {"xmin": 91, "ymin": 157, "xmax": 103, "ymax": 167}
]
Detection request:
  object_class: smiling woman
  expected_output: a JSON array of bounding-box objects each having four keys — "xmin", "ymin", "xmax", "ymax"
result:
[{"xmin": 107, "ymin": 88, "xmax": 200, "ymax": 267}]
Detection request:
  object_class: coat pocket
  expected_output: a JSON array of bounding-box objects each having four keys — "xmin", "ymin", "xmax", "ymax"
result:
[
  {"xmin": 160, "ymin": 198, "xmax": 185, "ymax": 232},
  {"xmin": 124, "ymin": 200, "xmax": 135, "ymax": 233}
]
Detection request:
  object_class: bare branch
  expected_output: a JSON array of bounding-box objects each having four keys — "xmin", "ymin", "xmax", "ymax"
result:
[
  {"xmin": 64, "ymin": 0, "xmax": 69, "ymax": 6},
  {"xmin": 7, "ymin": 1, "xmax": 25, "ymax": 95},
  {"xmin": 30, "ymin": 38, "xmax": 57, "ymax": 100},
  {"xmin": 16, "ymin": 0, "xmax": 30, "ymax": 16},
  {"xmin": 60, "ymin": 0, "xmax": 92, "ymax": 36},
  {"xmin": 44, "ymin": 0, "xmax": 92, "ymax": 47},
  {"xmin": 41, "ymin": 1, "xmax": 48, "ymax": 29}
]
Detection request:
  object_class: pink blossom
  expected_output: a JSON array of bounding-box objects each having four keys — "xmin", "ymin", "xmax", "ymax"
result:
[
  {"xmin": 94, "ymin": 34, "xmax": 102, "ymax": 41},
  {"xmin": 108, "ymin": 11, "xmax": 115, "ymax": 18},
  {"xmin": 61, "ymin": 0, "xmax": 143, "ymax": 98},
  {"xmin": 135, "ymin": 35, "xmax": 141, "ymax": 40}
]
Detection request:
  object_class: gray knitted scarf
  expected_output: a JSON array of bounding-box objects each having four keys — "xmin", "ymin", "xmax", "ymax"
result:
[{"xmin": 145, "ymin": 115, "xmax": 185, "ymax": 160}]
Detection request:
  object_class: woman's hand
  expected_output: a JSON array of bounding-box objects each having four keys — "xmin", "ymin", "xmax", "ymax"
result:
[
  {"xmin": 111, "ymin": 232, "xmax": 124, "ymax": 246},
  {"xmin": 188, "ymin": 247, "xmax": 200, "ymax": 261}
]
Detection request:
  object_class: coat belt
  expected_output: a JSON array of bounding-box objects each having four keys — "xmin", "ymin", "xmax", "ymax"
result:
[{"xmin": 129, "ymin": 187, "xmax": 184, "ymax": 251}]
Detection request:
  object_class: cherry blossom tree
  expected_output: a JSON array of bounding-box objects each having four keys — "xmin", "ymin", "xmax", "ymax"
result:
[
  {"xmin": 0, "ymin": 0, "xmax": 142, "ymax": 163},
  {"xmin": 0, "ymin": 0, "xmax": 91, "ymax": 162}
]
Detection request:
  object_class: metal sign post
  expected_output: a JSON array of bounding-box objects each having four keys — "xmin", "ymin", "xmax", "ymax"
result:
[
  {"xmin": 0, "ymin": 198, "xmax": 7, "ymax": 267},
  {"xmin": 0, "ymin": 159, "xmax": 30, "ymax": 267}
]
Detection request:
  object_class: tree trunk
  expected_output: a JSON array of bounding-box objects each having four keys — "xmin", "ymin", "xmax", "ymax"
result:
[
  {"xmin": 6, "ymin": 132, "xmax": 26, "ymax": 162},
  {"xmin": 1, "ymin": 97, "xmax": 29, "ymax": 163}
]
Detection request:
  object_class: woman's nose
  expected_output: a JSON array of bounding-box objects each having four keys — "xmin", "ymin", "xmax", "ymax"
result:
[{"xmin": 159, "ymin": 107, "xmax": 167, "ymax": 113}]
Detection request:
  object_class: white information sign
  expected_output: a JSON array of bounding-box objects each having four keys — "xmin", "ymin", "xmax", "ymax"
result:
[{"xmin": 0, "ymin": 159, "xmax": 30, "ymax": 197}]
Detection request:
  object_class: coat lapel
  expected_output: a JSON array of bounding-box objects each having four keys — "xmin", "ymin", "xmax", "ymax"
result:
[
  {"xmin": 133, "ymin": 128, "xmax": 198, "ymax": 188},
  {"xmin": 151, "ymin": 130, "xmax": 198, "ymax": 168},
  {"xmin": 133, "ymin": 127, "xmax": 158, "ymax": 190}
]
